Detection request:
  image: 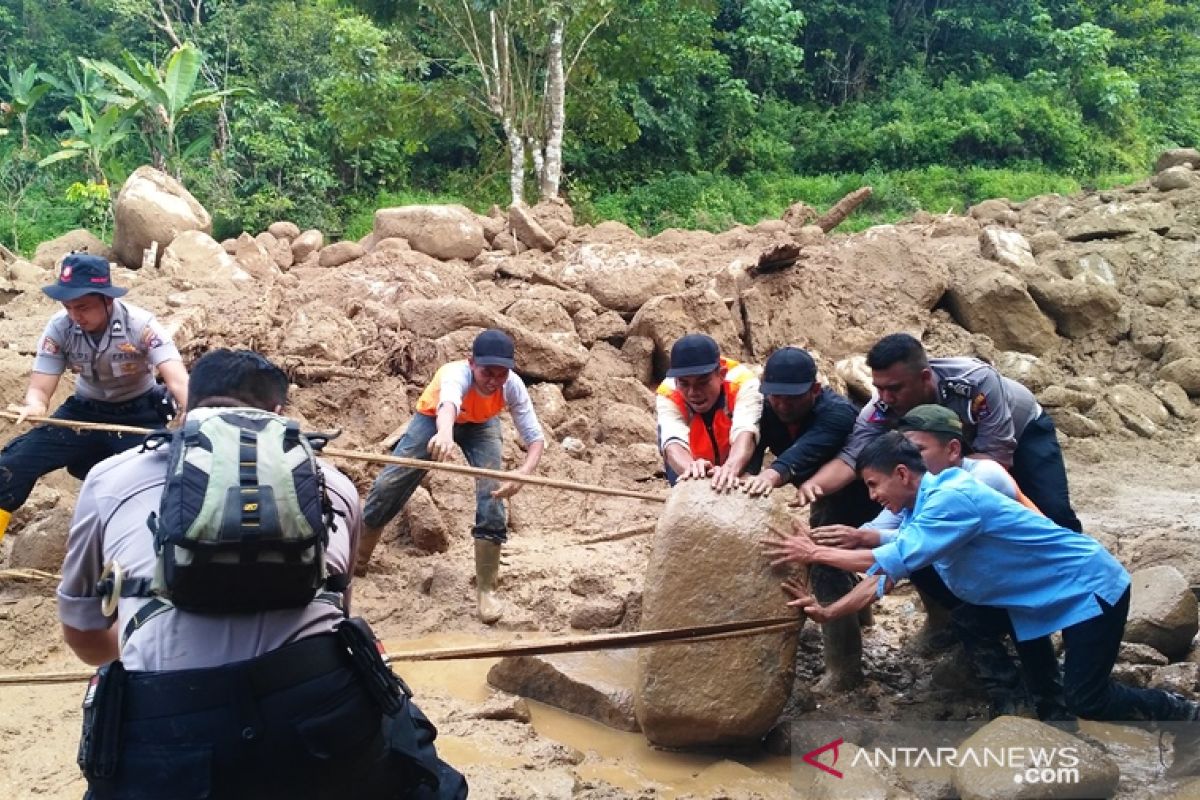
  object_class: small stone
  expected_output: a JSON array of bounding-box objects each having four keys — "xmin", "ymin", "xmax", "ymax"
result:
[
  {"xmin": 1118, "ymin": 641, "xmax": 1169, "ymax": 666},
  {"xmin": 570, "ymin": 596, "xmax": 626, "ymax": 630},
  {"xmin": 569, "ymin": 573, "xmax": 614, "ymax": 597},
  {"xmin": 467, "ymin": 692, "xmax": 532, "ymax": 723}
]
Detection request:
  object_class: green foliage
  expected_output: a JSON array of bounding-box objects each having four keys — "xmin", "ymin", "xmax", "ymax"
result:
[{"xmin": 64, "ymin": 180, "xmax": 114, "ymax": 237}]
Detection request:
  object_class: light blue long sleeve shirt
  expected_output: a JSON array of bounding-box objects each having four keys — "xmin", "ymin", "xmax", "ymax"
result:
[{"xmin": 871, "ymin": 468, "xmax": 1129, "ymax": 641}]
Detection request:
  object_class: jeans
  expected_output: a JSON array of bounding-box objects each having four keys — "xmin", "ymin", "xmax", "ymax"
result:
[
  {"xmin": 362, "ymin": 413, "xmax": 507, "ymax": 542},
  {"xmin": 0, "ymin": 389, "xmax": 169, "ymax": 512},
  {"xmin": 1012, "ymin": 412, "xmax": 1082, "ymax": 532}
]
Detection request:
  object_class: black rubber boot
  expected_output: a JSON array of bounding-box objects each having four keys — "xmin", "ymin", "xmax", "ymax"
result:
[{"xmin": 951, "ymin": 604, "xmax": 1027, "ymax": 718}]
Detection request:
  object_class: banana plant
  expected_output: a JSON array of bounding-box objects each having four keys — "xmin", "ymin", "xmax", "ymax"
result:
[
  {"xmin": 37, "ymin": 97, "xmax": 132, "ymax": 183},
  {"xmin": 80, "ymin": 42, "xmax": 249, "ymax": 173},
  {"xmin": 0, "ymin": 60, "xmax": 52, "ymax": 151}
]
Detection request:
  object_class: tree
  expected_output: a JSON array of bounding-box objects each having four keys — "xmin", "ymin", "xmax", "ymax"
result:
[
  {"xmin": 0, "ymin": 60, "xmax": 52, "ymax": 151},
  {"xmin": 38, "ymin": 98, "xmax": 133, "ymax": 183}
]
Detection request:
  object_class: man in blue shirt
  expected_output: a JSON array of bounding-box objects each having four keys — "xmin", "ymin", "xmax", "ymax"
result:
[{"xmin": 768, "ymin": 433, "xmax": 1200, "ymax": 747}]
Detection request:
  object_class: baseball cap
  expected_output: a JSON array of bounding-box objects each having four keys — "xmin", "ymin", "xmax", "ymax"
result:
[
  {"xmin": 666, "ymin": 334, "xmax": 721, "ymax": 378},
  {"xmin": 898, "ymin": 404, "xmax": 964, "ymax": 439},
  {"xmin": 43, "ymin": 253, "xmax": 128, "ymax": 302},
  {"xmin": 471, "ymin": 328, "xmax": 515, "ymax": 369},
  {"xmin": 761, "ymin": 347, "xmax": 817, "ymax": 395}
]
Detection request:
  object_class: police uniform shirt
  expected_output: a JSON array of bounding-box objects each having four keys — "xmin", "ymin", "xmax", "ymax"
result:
[
  {"xmin": 838, "ymin": 357, "xmax": 1043, "ymax": 468},
  {"xmin": 32, "ymin": 299, "xmax": 181, "ymax": 404},
  {"xmin": 56, "ymin": 445, "xmax": 360, "ymax": 672}
]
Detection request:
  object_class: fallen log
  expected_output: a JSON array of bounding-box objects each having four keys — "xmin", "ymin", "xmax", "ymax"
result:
[{"xmin": 815, "ymin": 186, "xmax": 873, "ymax": 232}]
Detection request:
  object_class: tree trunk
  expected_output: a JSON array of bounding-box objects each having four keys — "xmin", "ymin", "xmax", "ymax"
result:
[
  {"xmin": 504, "ymin": 119, "xmax": 525, "ymax": 206},
  {"xmin": 539, "ymin": 18, "xmax": 566, "ymax": 200}
]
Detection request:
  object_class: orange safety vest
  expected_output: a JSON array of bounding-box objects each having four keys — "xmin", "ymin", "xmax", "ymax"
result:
[
  {"xmin": 415, "ymin": 361, "xmax": 506, "ymax": 423},
  {"xmin": 656, "ymin": 357, "xmax": 755, "ymax": 465}
]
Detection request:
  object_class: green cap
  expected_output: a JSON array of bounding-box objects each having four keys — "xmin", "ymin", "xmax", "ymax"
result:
[{"xmin": 898, "ymin": 404, "xmax": 964, "ymax": 439}]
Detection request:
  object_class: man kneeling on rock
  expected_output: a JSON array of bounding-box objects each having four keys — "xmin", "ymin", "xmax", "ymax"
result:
[
  {"xmin": 769, "ymin": 432, "xmax": 1200, "ymax": 775},
  {"xmin": 740, "ymin": 346, "xmax": 880, "ymax": 692},
  {"xmin": 358, "ymin": 328, "xmax": 545, "ymax": 625}
]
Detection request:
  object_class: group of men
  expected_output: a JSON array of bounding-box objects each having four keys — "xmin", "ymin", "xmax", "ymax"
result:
[{"xmin": 3, "ymin": 252, "xmax": 1197, "ymax": 794}]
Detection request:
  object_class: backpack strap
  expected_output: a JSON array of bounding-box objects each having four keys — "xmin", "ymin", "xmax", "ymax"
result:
[{"xmin": 121, "ymin": 597, "xmax": 173, "ymax": 646}]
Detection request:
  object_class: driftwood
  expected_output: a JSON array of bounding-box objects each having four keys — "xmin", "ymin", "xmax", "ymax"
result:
[{"xmin": 815, "ymin": 186, "xmax": 873, "ymax": 232}]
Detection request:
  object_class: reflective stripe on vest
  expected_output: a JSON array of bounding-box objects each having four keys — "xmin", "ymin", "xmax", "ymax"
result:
[
  {"xmin": 657, "ymin": 358, "xmax": 754, "ymax": 465},
  {"xmin": 415, "ymin": 361, "xmax": 506, "ymax": 424}
]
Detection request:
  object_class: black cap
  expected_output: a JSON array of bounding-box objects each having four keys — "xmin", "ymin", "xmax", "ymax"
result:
[
  {"xmin": 471, "ymin": 328, "xmax": 515, "ymax": 368},
  {"xmin": 43, "ymin": 253, "xmax": 128, "ymax": 302},
  {"xmin": 761, "ymin": 347, "xmax": 817, "ymax": 395},
  {"xmin": 667, "ymin": 334, "xmax": 721, "ymax": 378}
]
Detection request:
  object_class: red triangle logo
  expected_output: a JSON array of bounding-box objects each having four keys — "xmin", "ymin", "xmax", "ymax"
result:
[{"xmin": 802, "ymin": 737, "xmax": 844, "ymax": 778}]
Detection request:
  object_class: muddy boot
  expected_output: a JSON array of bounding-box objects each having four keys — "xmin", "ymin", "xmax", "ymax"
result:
[
  {"xmin": 1168, "ymin": 696, "xmax": 1200, "ymax": 778},
  {"xmin": 910, "ymin": 585, "xmax": 957, "ymax": 656},
  {"xmin": 1014, "ymin": 636, "xmax": 1074, "ymax": 724},
  {"xmin": 353, "ymin": 524, "xmax": 385, "ymax": 577},
  {"xmin": 474, "ymin": 538, "xmax": 504, "ymax": 625},
  {"xmin": 815, "ymin": 615, "xmax": 864, "ymax": 693},
  {"xmin": 953, "ymin": 604, "xmax": 1027, "ymax": 718}
]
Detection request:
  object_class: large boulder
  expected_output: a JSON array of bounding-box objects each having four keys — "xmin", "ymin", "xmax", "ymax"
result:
[
  {"xmin": 953, "ymin": 716, "xmax": 1119, "ymax": 800},
  {"xmin": 488, "ymin": 650, "xmax": 640, "ymax": 731},
  {"xmin": 944, "ymin": 271, "xmax": 1058, "ymax": 355},
  {"xmin": 267, "ymin": 221, "xmax": 301, "ymax": 241},
  {"xmin": 1124, "ymin": 565, "xmax": 1199, "ymax": 659},
  {"xmin": 1106, "ymin": 384, "xmax": 1170, "ymax": 438},
  {"xmin": 291, "ymin": 229, "xmax": 324, "ymax": 261},
  {"xmin": 1159, "ymin": 358, "xmax": 1200, "ymax": 396},
  {"xmin": 159, "ymin": 230, "xmax": 249, "ymax": 284},
  {"xmin": 635, "ymin": 481, "xmax": 798, "ymax": 748},
  {"xmin": 508, "ymin": 204, "xmax": 555, "ymax": 251},
  {"xmin": 33, "ymin": 229, "xmax": 112, "ymax": 269},
  {"xmin": 317, "ymin": 241, "xmax": 364, "ymax": 268},
  {"xmin": 1027, "ymin": 274, "xmax": 1123, "ymax": 339},
  {"xmin": 1061, "ymin": 201, "xmax": 1174, "ymax": 241},
  {"xmin": 374, "ymin": 205, "xmax": 486, "ymax": 261},
  {"xmin": 8, "ymin": 507, "xmax": 73, "ymax": 571},
  {"xmin": 279, "ymin": 301, "xmax": 363, "ymax": 363},
  {"xmin": 1155, "ymin": 148, "xmax": 1200, "ymax": 173},
  {"xmin": 560, "ymin": 244, "xmax": 686, "ymax": 312},
  {"xmin": 979, "ymin": 228, "xmax": 1037, "ymax": 273},
  {"xmin": 234, "ymin": 233, "xmax": 281, "ymax": 282},
  {"xmin": 628, "ymin": 289, "xmax": 743, "ymax": 378},
  {"xmin": 112, "ymin": 166, "xmax": 212, "ymax": 268},
  {"xmin": 1154, "ymin": 166, "xmax": 1198, "ymax": 192}
]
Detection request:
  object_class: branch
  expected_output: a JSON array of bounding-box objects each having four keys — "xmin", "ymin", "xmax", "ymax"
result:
[
  {"xmin": 155, "ymin": 0, "xmax": 183, "ymax": 47},
  {"xmin": 565, "ymin": 8, "xmax": 614, "ymax": 81}
]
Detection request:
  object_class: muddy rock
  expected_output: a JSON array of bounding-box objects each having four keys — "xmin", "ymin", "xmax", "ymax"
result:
[
  {"xmin": 7, "ymin": 258, "xmax": 52, "ymax": 288},
  {"xmin": 462, "ymin": 692, "xmax": 532, "ymax": 724},
  {"xmin": 1027, "ymin": 230, "xmax": 1063, "ymax": 256},
  {"xmin": 570, "ymin": 596, "xmax": 626, "ymax": 630},
  {"xmin": 621, "ymin": 335, "xmax": 656, "ymax": 386},
  {"xmin": 1048, "ymin": 408, "xmax": 1104, "ymax": 438},
  {"xmin": 1156, "ymin": 148, "xmax": 1200, "ymax": 173},
  {"xmin": 1155, "ymin": 166, "xmax": 1198, "ymax": 192},
  {"xmin": 953, "ymin": 716, "xmax": 1119, "ymax": 800},
  {"xmin": 8, "ymin": 507, "xmax": 73, "ymax": 572},
  {"xmin": 969, "ymin": 198, "xmax": 1018, "ymax": 226},
  {"xmin": 508, "ymin": 204, "xmax": 556, "ymax": 251},
  {"xmin": 628, "ymin": 289, "xmax": 742, "ymax": 378},
  {"xmin": 782, "ymin": 201, "xmax": 818, "ymax": 231},
  {"xmin": 1153, "ymin": 381, "xmax": 1194, "ymax": 419},
  {"xmin": 1125, "ymin": 565, "xmax": 1199, "ymax": 659},
  {"xmin": 527, "ymin": 383, "xmax": 568, "ymax": 430},
  {"xmin": 234, "ymin": 234, "xmax": 281, "ymax": 282},
  {"xmin": 403, "ymin": 486, "xmax": 451, "ymax": 553},
  {"xmin": 317, "ymin": 241, "xmax": 364, "ymax": 268},
  {"xmin": 561, "ymin": 243, "xmax": 686, "ymax": 312},
  {"xmin": 1038, "ymin": 386, "xmax": 1096, "ymax": 411},
  {"xmin": 565, "ymin": 341, "xmax": 637, "ymax": 400},
  {"xmin": 507, "ymin": 324, "xmax": 588, "ymax": 383},
  {"xmin": 792, "ymin": 740, "xmax": 899, "ymax": 800},
  {"xmin": 1027, "ymin": 273, "xmax": 1123, "ymax": 339},
  {"xmin": 1119, "ymin": 642, "xmax": 1170, "ymax": 665},
  {"xmin": 267, "ymin": 221, "xmax": 300, "ymax": 241},
  {"xmin": 375, "ymin": 237, "xmax": 410, "ymax": 253},
  {"xmin": 945, "ymin": 271, "xmax": 1058, "ymax": 355},
  {"xmin": 159, "ymin": 230, "xmax": 249, "ymax": 284},
  {"xmin": 259, "ymin": 232, "xmax": 294, "ymax": 269},
  {"xmin": 531, "ymin": 197, "xmax": 574, "ymax": 242},
  {"xmin": 503, "ymin": 298, "xmax": 576, "ymax": 340},
  {"xmin": 279, "ymin": 301, "xmax": 363, "ymax": 363},
  {"xmin": 596, "ymin": 401, "xmax": 656, "ymax": 448},
  {"xmin": 1159, "ymin": 358, "xmax": 1200, "ymax": 396},
  {"xmin": 476, "ymin": 213, "xmax": 505, "ymax": 245},
  {"xmin": 374, "ymin": 205, "xmax": 486, "ymax": 261},
  {"xmin": 33, "ymin": 229, "xmax": 112, "ymax": 269},
  {"xmin": 1106, "ymin": 384, "xmax": 1170, "ymax": 438},
  {"xmin": 488, "ymin": 650, "xmax": 641, "ymax": 731},
  {"xmin": 636, "ymin": 482, "xmax": 798, "ymax": 748},
  {"xmin": 290, "ymin": 229, "xmax": 324, "ymax": 261},
  {"xmin": 572, "ymin": 307, "xmax": 627, "ymax": 347},
  {"xmin": 1151, "ymin": 662, "xmax": 1200, "ymax": 695},
  {"xmin": 979, "ymin": 227, "xmax": 1038, "ymax": 273},
  {"xmin": 112, "ymin": 165, "xmax": 212, "ymax": 268},
  {"xmin": 931, "ymin": 215, "xmax": 981, "ymax": 238},
  {"xmin": 1062, "ymin": 201, "xmax": 1174, "ymax": 241},
  {"xmin": 399, "ymin": 297, "xmax": 498, "ymax": 339}
]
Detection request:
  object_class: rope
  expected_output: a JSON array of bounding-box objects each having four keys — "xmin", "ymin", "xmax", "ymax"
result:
[
  {"xmin": 0, "ymin": 616, "xmax": 803, "ymax": 686},
  {"xmin": 0, "ymin": 411, "xmax": 667, "ymax": 504}
]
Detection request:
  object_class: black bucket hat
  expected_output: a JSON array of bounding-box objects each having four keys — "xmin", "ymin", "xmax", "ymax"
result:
[{"xmin": 42, "ymin": 253, "xmax": 128, "ymax": 302}]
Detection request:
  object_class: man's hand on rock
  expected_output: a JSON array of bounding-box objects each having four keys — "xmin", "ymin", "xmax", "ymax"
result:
[
  {"xmin": 679, "ymin": 458, "xmax": 713, "ymax": 482},
  {"xmin": 762, "ymin": 521, "xmax": 820, "ymax": 566},
  {"xmin": 790, "ymin": 481, "xmax": 824, "ymax": 508},
  {"xmin": 709, "ymin": 462, "xmax": 742, "ymax": 493},
  {"xmin": 742, "ymin": 470, "xmax": 783, "ymax": 497},
  {"xmin": 811, "ymin": 524, "xmax": 871, "ymax": 550}
]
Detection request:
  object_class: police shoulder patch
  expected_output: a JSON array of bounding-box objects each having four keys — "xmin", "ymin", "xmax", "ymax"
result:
[
  {"xmin": 939, "ymin": 378, "xmax": 974, "ymax": 400},
  {"xmin": 40, "ymin": 336, "xmax": 61, "ymax": 356}
]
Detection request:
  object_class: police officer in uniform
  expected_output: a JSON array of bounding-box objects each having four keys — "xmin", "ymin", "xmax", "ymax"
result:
[
  {"xmin": 57, "ymin": 349, "xmax": 467, "ymax": 800},
  {"xmin": 794, "ymin": 333, "xmax": 1081, "ymax": 532},
  {"xmin": 0, "ymin": 253, "xmax": 187, "ymax": 542}
]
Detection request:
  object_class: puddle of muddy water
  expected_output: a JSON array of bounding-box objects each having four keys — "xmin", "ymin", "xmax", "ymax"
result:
[{"xmin": 389, "ymin": 633, "xmax": 798, "ymax": 797}]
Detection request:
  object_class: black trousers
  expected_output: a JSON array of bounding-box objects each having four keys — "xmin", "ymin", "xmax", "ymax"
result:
[
  {"xmin": 82, "ymin": 635, "xmax": 467, "ymax": 800},
  {"xmin": 1011, "ymin": 412, "xmax": 1082, "ymax": 532},
  {"xmin": 0, "ymin": 389, "xmax": 170, "ymax": 511}
]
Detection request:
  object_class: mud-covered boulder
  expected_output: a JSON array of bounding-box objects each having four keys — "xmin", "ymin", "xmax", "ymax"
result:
[
  {"xmin": 1061, "ymin": 201, "xmax": 1174, "ymax": 241},
  {"xmin": 507, "ymin": 325, "xmax": 588, "ymax": 383},
  {"xmin": 504, "ymin": 298, "xmax": 577, "ymax": 344},
  {"xmin": 1155, "ymin": 148, "xmax": 1200, "ymax": 173},
  {"xmin": 531, "ymin": 197, "xmax": 574, "ymax": 243},
  {"xmin": 33, "ymin": 229, "xmax": 112, "ymax": 269},
  {"xmin": 561, "ymin": 244, "xmax": 686, "ymax": 312},
  {"xmin": 979, "ymin": 228, "xmax": 1037, "ymax": 273},
  {"xmin": 159, "ymin": 230, "xmax": 249, "ymax": 284},
  {"xmin": 1155, "ymin": 166, "xmax": 1198, "ymax": 192},
  {"xmin": 635, "ymin": 481, "xmax": 798, "ymax": 748},
  {"xmin": 112, "ymin": 166, "xmax": 212, "ymax": 268},
  {"xmin": 527, "ymin": 383, "xmax": 568, "ymax": 430},
  {"xmin": 399, "ymin": 298, "xmax": 498, "ymax": 339},
  {"xmin": 291, "ymin": 229, "xmax": 324, "ymax": 261},
  {"xmin": 969, "ymin": 198, "xmax": 1018, "ymax": 226},
  {"xmin": 374, "ymin": 205, "xmax": 486, "ymax": 261},
  {"xmin": 279, "ymin": 301, "xmax": 363, "ymax": 363},
  {"xmin": 945, "ymin": 271, "xmax": 1058, "ymax": 355},
  {"xmin": 1159, "ymin": 358, "xmax": 1200, "ymax": 396},
  {"xmin": 570, "ymin": 596, "xmax": 626, "ymax": 630},
  {"xmin": 1027, "ymin": 274, "xmax": 1123, "ymax": 339},
  {"xmin": 8, "ymin": 506, "xmax": 73, "ymax": 572},
  {"xmin": 1125, "ymin": 565, "xmax": 1199, "ymax": 659},
  {"xmin": 573, "ymin": 307, "xmax": 627, "ymax": 346},
  {"xmin": 596, "ymin": 401, "xmax": 656, "ymax": 448},
  {"xmin": 1048, "ymin": 408, "xmax": 1104, "ymax": 438},
  {"xmin": 403, "ymin": 486, "xmax": 451, "ymax": 553},
  {"xmin": 267, "ymin": 221, "xmax": 301, "ymax": 241},
  {"xmin": 489, "ymin": 650, "xmax": 640, "ymax": 731},
  {"xmin": 317, "ymin": 241, "xmax": 364, "ymax": 268},
  {"xmin": 953, "ymin": 716, "xmax": 1119, "ymax": 800},
  {"xmin": 255, "ymin": 231, "xmax": 293, "ymax": 270},
  {"xmin": 7, "ymin": 258, "xmax": 52, "ymax": 288},
  {"xmin": 509, "ymin": 204, "xmax": 555, "ymax": 251},
  {"xmin": 1106, "ymin": 384, "xmax": 1170, "ymax": 438},
  {"xmin": 1153, "ymin": 381, "xmax": 1194, "ymax": 418},
  {"xmin": 628, "ymin": 289, "xmax": 742, "ymax": 377},
  {"xmin": 234, "ymin": 234, "xmax": 281, "ymax": 282}
]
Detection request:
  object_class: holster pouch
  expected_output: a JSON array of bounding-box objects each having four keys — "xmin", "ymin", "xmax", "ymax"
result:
[
  {"xmin": 336, "ymin": 617, "xmax": 408, "ymax": 716},
  {"xmin": 78, "ymin": 660, "xmax": 127, "ymax": 780}
]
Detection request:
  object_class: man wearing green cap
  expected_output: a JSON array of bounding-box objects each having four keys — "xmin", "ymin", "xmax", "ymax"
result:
[{"xmin": 0, "ymin": 253, "xmax": 188, "ymax": 543}]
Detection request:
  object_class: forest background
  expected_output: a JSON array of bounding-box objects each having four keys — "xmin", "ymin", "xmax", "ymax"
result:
[{"xmin": 1, "ymin": 0, "xmax": 1198, "ymax": 255}]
